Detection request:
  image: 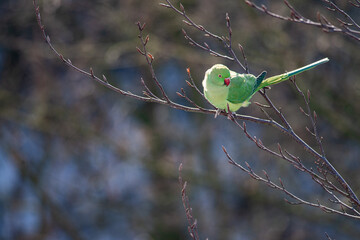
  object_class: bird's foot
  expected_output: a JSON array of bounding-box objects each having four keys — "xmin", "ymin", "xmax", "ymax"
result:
[
  {"xmin": 226, "ymin": 104, "xmax": 235, "ymax": 120},
  {"xmin": 214, "ymin": 108, "xmax": 222, "ymax": 118},
  {"xmin": 227, "ymin": 111, "xmax": 236, "ymax": 120}
]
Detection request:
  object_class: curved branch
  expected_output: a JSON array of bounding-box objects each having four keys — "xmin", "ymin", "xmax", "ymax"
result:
[
  {"xmin": 33, "ymin": 0, "xmax": 360, "ymax": 218},
  {"xmin": 161, "ymin": 0, "xmax": 248, "ymax": 72},
  {"xmin": 223, "ymin": 147, "xmax": 360, "ymax": 219},
  {"xmin": 33, "ymin": 0, "xmax": 280, "ymax": 126},
  {"xmin": 245, "ymin": 0, "xmax": 360, "ymax": 42}
]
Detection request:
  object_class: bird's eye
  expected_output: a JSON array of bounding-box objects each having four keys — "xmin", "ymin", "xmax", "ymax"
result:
[{"xmin": 218, "ymin": 74, "xmax": 222, "ymax": 78}]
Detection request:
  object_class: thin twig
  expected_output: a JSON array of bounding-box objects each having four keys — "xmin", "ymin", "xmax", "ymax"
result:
[
  {"xmin": 291, "ymin": 78, "xmax": 326, "ymax": 157},
  {"xmin": 245, "ymin": 0, "xmax": 360, "ymax": 42},
  {"xmin": 223, "ymin": 147, "xmax": 360, "ymax": 219},
  {"xmin": 322, "ymin": 0, "xmax": 360, "ymax": 30},
  {"xmin": 34, "ymin": 0, "xmax": 360, "ymax": 216},
  {"xmin": 325, "ymin": 232, "xmax": 334, "ymax": 240},
  {"xmin": 137, "ymin": 22, "xmax": 171, "ymax": 103},
  {"xmin": 178, "ymin": 164, "xmax": 201, "ymax": 240},
  {"xmin": 162, "ymin": 0, "xmax": 248, "ymax": 71},
  {"xmin": 258, "ymin": 86, "xmax": 360, "ymax": 207},
  {"xmin": 227, "ymin": 109, "xmax": 358, "ymax": 211},
  {"xmin": 33, "ymin": 0, "xmax": 282, "ymax": 126}
]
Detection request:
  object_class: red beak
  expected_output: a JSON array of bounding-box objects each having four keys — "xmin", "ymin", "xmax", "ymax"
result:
[{"xmin": 224, "ymin": 78, "xmax": 230, "ymax": 86}]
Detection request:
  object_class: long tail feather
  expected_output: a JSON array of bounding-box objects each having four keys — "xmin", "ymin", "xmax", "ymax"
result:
[
  {"xmin": 286, "ymin": 58, "xmax": 329, "ymax": 77},
  {"xmin": 257, "ymin": 58, "xmax": 329, "ymax": 90}
]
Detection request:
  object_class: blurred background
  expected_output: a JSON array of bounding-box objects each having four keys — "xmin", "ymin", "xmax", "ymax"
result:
[{"xmin": 1, "ymin": 0, "xmax": 360, "ymax": 239}]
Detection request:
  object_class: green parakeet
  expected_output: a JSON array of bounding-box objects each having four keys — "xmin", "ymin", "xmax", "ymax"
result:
[{"xmin": 202, "ymin": 58, "xmax": 329, "ymax": 112}]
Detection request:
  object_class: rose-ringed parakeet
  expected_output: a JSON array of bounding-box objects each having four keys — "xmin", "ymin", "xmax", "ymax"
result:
[{"xmin": 202, "ymin": 58, "xmax": 329, "ymax": 112}]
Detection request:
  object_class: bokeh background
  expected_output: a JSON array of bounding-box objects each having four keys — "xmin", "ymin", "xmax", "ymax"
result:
[{"xmin": 1, "ymin": 0, "xmax": 360, "ymax": 239}]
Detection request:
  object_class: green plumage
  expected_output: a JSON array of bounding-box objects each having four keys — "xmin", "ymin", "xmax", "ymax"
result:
[
  {"xmin": 202, "ymin": 58, "xmax": 329, "ymax": 112},
  {"xmin": 227, "ymin": 73, "xmax": 256, "ymax": 104}
]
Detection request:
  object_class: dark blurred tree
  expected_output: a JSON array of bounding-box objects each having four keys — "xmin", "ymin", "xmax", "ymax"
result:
[{"xmin": 0, "ymin": 0, "xmax": 360, "ymax": 240}]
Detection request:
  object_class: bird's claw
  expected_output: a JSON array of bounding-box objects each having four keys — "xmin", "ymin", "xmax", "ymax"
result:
[
  {"xmin": 214, "ymin": 108, "xmax": 222, "ymax": 118},
  {"xmin": 226, "ymin": 104, "xmax": 235, "ymax": 120},
  {"xmin": 227, "ymin": 111, "xmax": 235, "ymax": 120}
]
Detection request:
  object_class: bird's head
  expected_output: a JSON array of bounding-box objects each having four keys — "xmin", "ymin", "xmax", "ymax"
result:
[{"xmin": 208, "ymin": 64, "xmax": 231, "ymax": 87}]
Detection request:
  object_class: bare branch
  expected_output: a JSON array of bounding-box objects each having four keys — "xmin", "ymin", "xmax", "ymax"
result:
[
  {"xmin": 33, "ymin": 0, "xmax": 283, "ymax": 127},
  {"xmin": 137, "ymin": 22, "xmax": 171, "ymax": 103},
  {"xmin": 155, "ymin": 3, "xmax": 359, "ymax": 205},
  {"xmin": 290, "ymin": 78, "xmax": 360, "ymax": 206},
  {"xmin": 181, "ymin": 28, "xmax": 234, "ymax": 61},
  {"xmin": 223, "ymin": 147, "xmax": 360, "ymax": 219},
  {"xmin": 325, "ymin": 232, "xmax": 334, "ymax": 240},
  {"xmin": 33, "ymin": 0, "xmax": 360, "ymax": 220},
  {"xmin": 322, "ymin": 0, "xmax": 360, "ymax": 30},
  {"xmin": 162, "ymin": 0, "xmax": 248, "ymax": 72},
  {"xmin": 291, "ymin": 78, "xmax": 326, "ymax": 157},
  {"xmin": 245, "ymin": 0, "xmax": 360, "ymax": 42},
  {"xmin": 178, "ymin": 164, "xmax": 202, "ymax": 240}
]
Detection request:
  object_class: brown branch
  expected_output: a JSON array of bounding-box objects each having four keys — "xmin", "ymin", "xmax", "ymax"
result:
[
  {"xmin": 226, "ymin": 111, "xmax": 359, "ymax": 212},
  {"xmin": 349, "ymin": 0, "xmax": 360, "ymax": 8},
  {"xmin": 33, "ymin": 0, "xmax": 281, "ymax": 127},
  {"xmin": 223, "ymin": 146, "xmax": 360, "ymax": 219},
  {"xmin": 34, "ymin": 0, "xmax": 360, "ymax": 218},
  {"xmin": 291, "ymin": 78, "xmax": 326, "ymax": 157},
  {"xmin": 181, "ymin": 28, "xmax": 234, "ymax": 61},
  {"xmin": 238, "ymin": 43, "xmax": 249, "ymax": 73},
  {"xmin": 322, "ymin": 0, "xmax": 360, "ymax": 30},
  {"xmin": 186, "ymin": 68, "xmax": 204, "ymax": 98},
  {"xmin": 159, "ymin": 3, "xmax": 343, "ymax": 169},
  {"xmin": 325, "ymin": 232, "xmax": 334, "ymax": 240},
  {"xmin": 178, "ymin": 164, "xmax": 202, "ymax": 240},
  {"xmin": 162, "ymin": 0, "xmax": 248, "ymax": 72},
  {"xmin": 177, "ymin": 88, "xmax": 207, "ymax": 111},
  {"xmin": 245, "ymin": 0, "xmax": 360, "ymax": 42},
  {"xmin": 289, "ymin": 78, "xmax": 360, "ymax": 207},
  {"xmin": 137, "ymin": 22, "xmax": 171, "ymax": 103},
  {"xmin": 259, "ymin": 89, "xmax": 293, "ymax": 131},
  {"xmin": 256, "ymin": 86, "xmax": 360, "ymax": 207}
]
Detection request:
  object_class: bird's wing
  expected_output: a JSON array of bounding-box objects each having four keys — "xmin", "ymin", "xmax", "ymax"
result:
[{"xmin": 227, "ymin": 74, "xmax": 256, "ymax": 104}]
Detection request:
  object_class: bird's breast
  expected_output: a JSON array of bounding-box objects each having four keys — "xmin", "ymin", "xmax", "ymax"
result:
[{"xmin": 203, "ymin": 82, "xmax": 229, "ymax": 109}]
